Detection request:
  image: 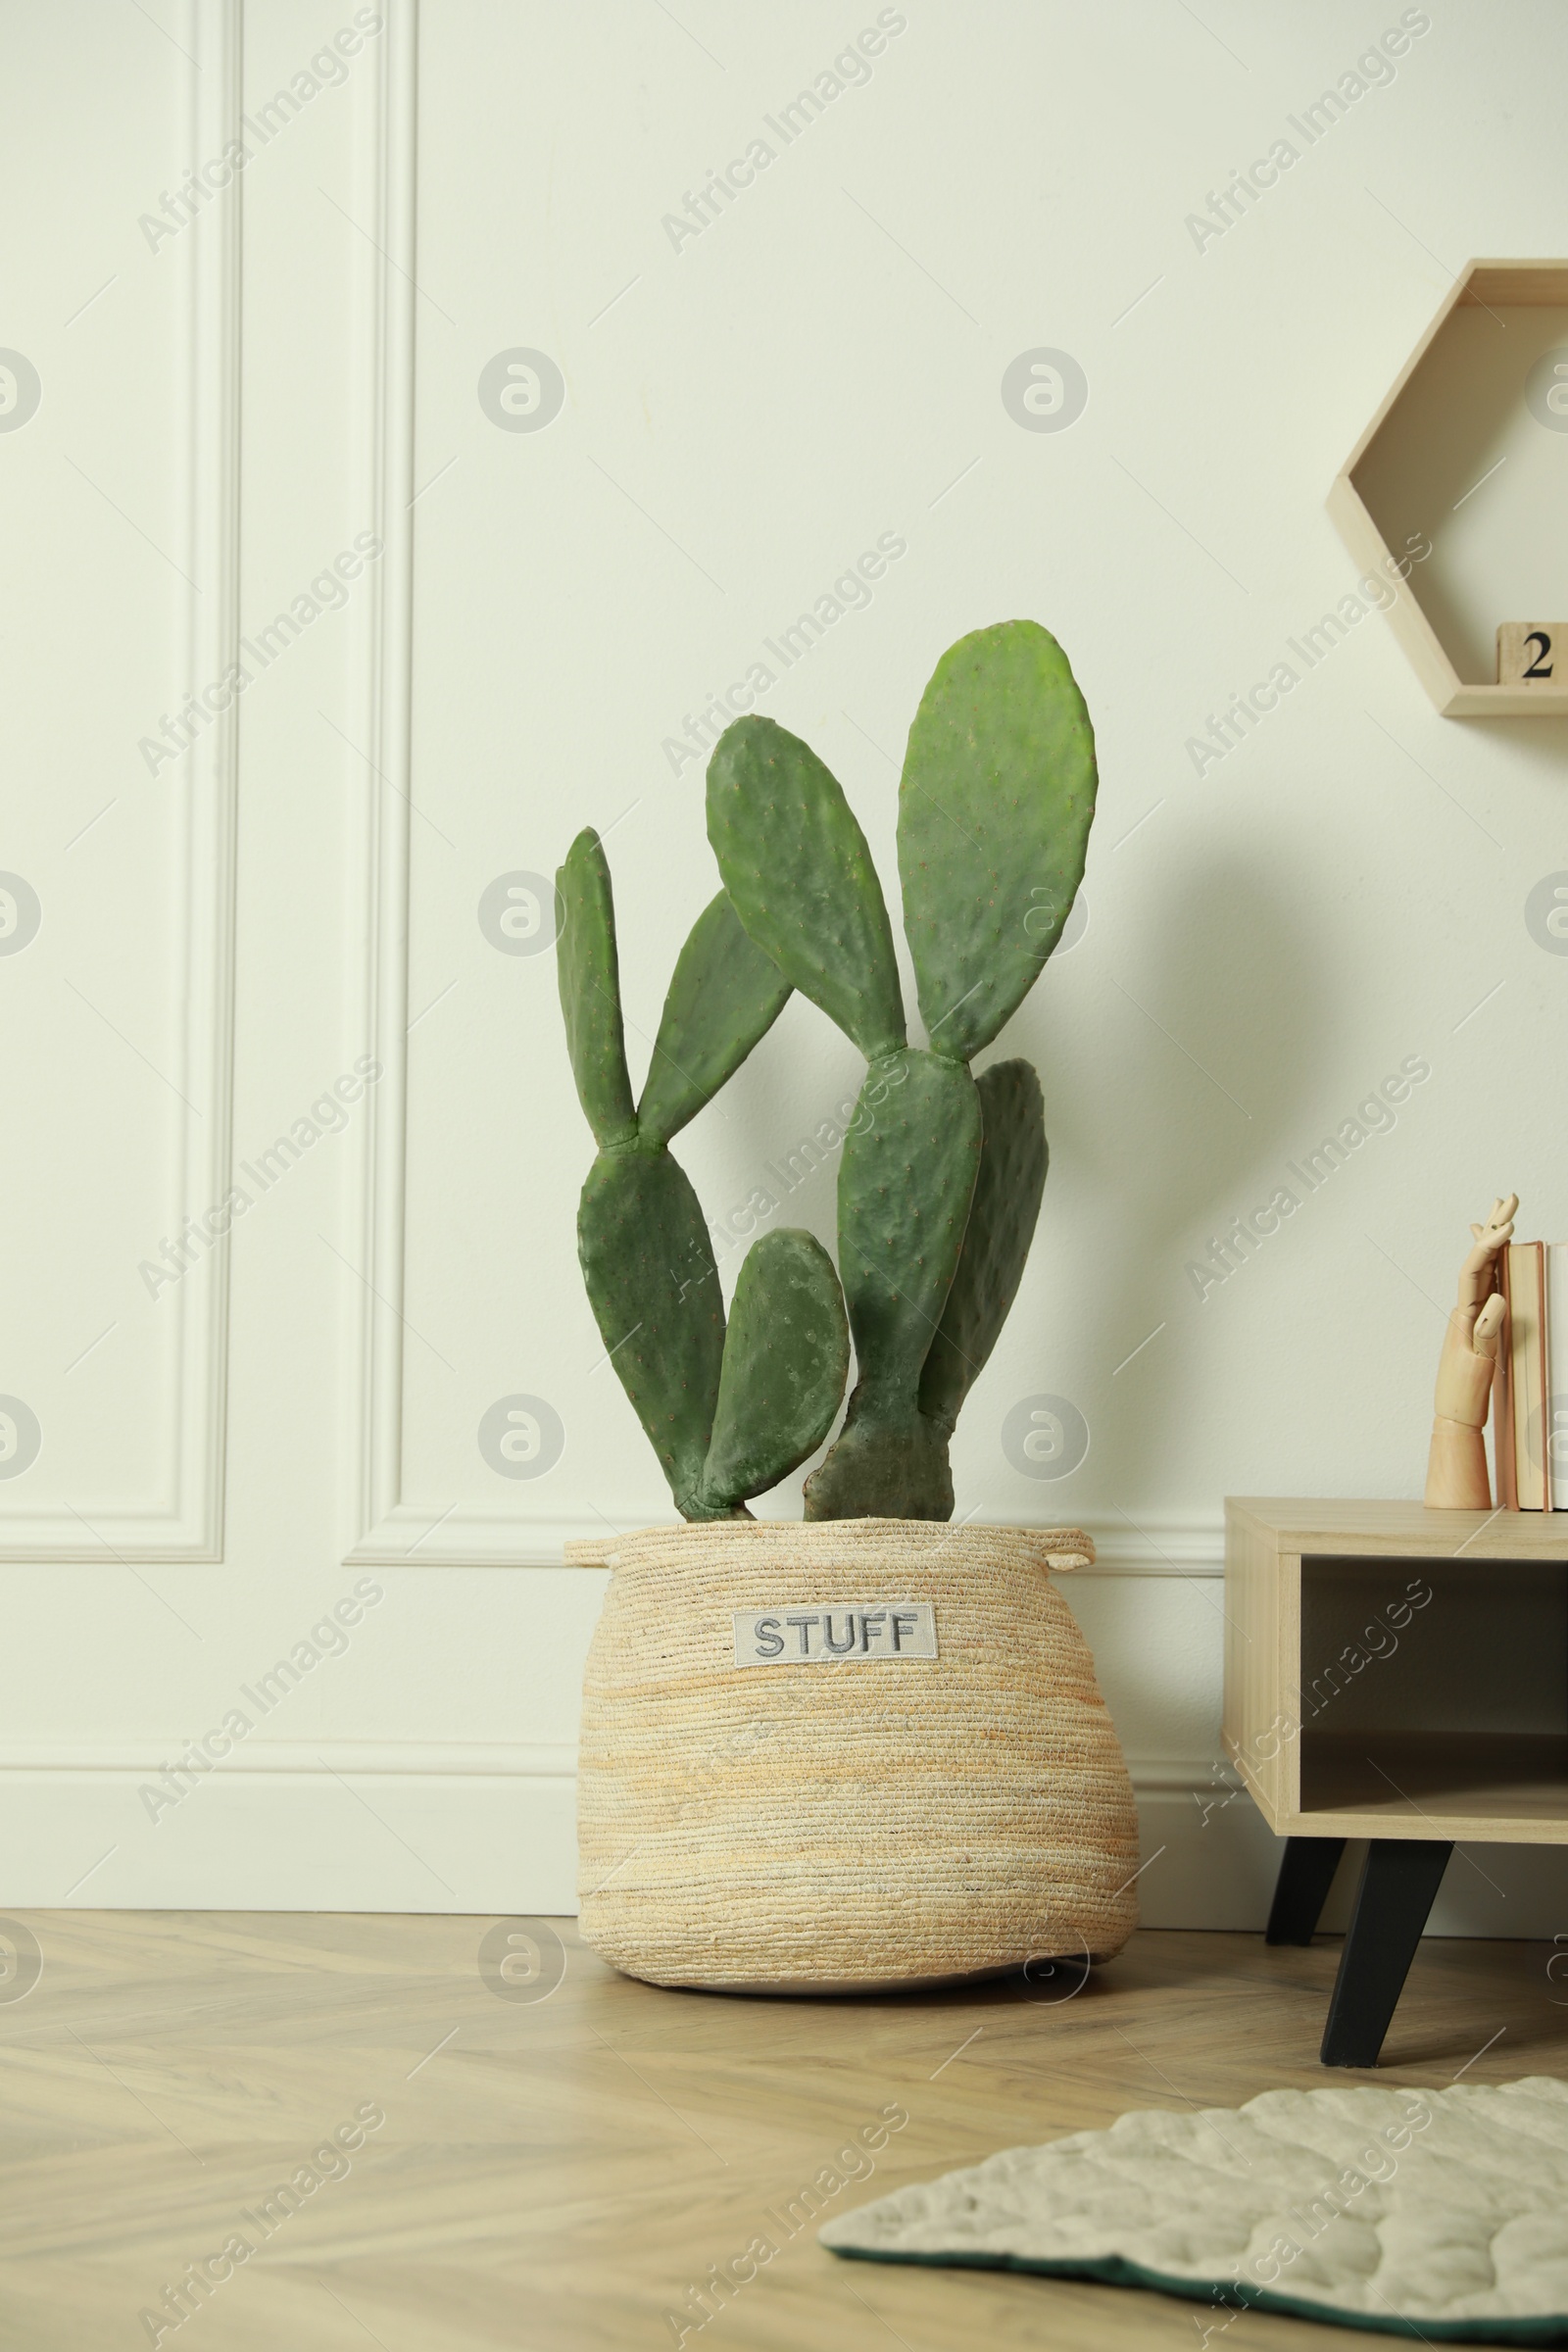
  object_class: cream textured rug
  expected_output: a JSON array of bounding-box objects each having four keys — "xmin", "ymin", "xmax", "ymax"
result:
[{"xmin": 820, "ymin": 2079, "xmax": 1568, "ymax": 2340}]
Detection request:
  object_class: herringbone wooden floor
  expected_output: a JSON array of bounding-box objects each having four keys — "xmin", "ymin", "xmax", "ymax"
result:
[{"xmin": 0, "ymin": 1913, "xmax": 1561, "ymax": 2348}]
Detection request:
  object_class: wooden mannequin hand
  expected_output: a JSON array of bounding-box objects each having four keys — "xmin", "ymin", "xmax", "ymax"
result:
[
  {"xmin": 1426, "ymin": 1193, "xmax": 1516, "ymax": 1508},
  {"xmin": 1436, "ymin": 1288, "xmax": 1506, "ymax": 1428},
  {"xmin": 1454, "ymin": 1195, "xmax": 1518, "ymax": 1318},
  {"xmin": 1434, "ymin": 1194, "xmax": 1516, "ymax": 1428}
]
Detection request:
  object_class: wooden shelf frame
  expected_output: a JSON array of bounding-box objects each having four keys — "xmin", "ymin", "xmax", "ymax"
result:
[{"xmin": 1328, "ymin": 258, "xmax": 1568, "ymax": 717}]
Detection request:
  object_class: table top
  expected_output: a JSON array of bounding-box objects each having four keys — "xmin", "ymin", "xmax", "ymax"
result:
[{"xmin": 1226, "ymin": 1496, "xmax": 1568, "ymax": 1560}]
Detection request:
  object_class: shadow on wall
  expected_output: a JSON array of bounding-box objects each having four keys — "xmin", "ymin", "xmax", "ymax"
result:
[
  {"xmin": 1464, "ymin": 712, "xmax": 1568, "ymax": 782},
  {"xmin": 687, "ymin": 847, "xmax": 1345, "ymax": 1517},
  {"xmin": 1024, "ymin": 845, "xmax": 1344, "ymax": 1497}
]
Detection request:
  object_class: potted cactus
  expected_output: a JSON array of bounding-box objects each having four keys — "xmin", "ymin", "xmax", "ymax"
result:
[{"xmin": 561, "ymin": 622, "xmax": 1139, "ymax": 1990}]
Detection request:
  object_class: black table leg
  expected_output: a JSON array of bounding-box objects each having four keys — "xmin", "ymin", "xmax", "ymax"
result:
[
  {"xmin": 1320, "ymin": 1838, "xmax": 1452, "ymax": 2069},
  {"xmin": 1265, "ymin": 1836, "xmax": 1347, "ymax": 1945}
]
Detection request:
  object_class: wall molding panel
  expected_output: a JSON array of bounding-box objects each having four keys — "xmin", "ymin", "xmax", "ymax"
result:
[
  {"xmin": 0, "ymin": 0, "xmax": 241, "ymax": 1561},
  {"xmin": 329, "ymin": 3, "xmax": 1239, "ymax": 1588}
]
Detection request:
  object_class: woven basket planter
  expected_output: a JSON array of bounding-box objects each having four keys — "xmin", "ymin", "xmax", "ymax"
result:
[{"xmin": 565, "ymin": 1518, "xmax": 1140, "ymax": 1991}]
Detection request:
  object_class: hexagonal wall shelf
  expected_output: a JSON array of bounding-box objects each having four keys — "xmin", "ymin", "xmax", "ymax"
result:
[{"xmin": 1329, "ymin": 259, "xmax": 1568, "ymax": 716}]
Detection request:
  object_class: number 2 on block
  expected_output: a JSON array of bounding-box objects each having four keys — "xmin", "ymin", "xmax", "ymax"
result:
[{"xmin": 1497, "ymin": 622, "xmax": 1567, "ymax": 684}]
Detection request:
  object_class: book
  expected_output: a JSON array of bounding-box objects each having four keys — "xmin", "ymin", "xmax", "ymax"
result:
[
  {"xmin": 1494, "ymin": 1254, "xmax": 1517, "ymax": 1511},
  {"xmin": 1549, "ymin": 1243, "xmax": 1568, "ymax": 1504},
  {"xmin": 1497, "ymin": 1241, "xmax": 1550, "ymax": 1509},
  {"xmin": 1518, "ymin": 1241, "xmax": 1544, "ymax": 1510}
]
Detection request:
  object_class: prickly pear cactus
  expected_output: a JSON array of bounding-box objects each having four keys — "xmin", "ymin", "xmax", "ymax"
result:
[
  {"xmin": 708, "ymin": 620, "xmax": 1097, "ymax": 1520},
  {"xmin": 558, "ymin": 617, "xmax": 1096, "ymax": 1526},
  {"xmin": 558, "ymin": 831, "xmax": 848, "ymax": 1518}
]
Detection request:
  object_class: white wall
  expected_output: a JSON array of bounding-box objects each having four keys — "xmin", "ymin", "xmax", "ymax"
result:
[{"xmin": 3, "ymin": 0, "xmax": 1568, "ymax": 1934}]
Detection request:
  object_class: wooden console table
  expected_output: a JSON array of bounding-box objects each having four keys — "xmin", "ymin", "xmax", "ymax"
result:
[{"xmin": 1223, "ymin": 1498, "xmax": 1568, "ymax": 2066}]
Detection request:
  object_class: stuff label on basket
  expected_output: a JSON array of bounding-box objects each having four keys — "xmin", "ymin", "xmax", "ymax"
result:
[{"xmin": 732, "ymin": 1604, "xmax": 938, "ymax": 1666}]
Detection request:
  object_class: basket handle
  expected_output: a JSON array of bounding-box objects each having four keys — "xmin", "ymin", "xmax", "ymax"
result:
[{"xmin": 564, "ymin": 1538, "xmax": 619, "ymax": 1569}]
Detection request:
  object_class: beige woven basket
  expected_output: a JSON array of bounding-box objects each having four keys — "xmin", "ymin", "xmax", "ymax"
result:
[{"xmin": 565, "ymin": 1518, "xmax": 1140, "ymax": 1990}]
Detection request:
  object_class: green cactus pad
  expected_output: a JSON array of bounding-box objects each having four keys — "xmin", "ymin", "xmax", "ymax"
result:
[
  {"xmin": 707, "ymin": 715, "xmax": 906, "ymax": 1059},
  {"xmin": 834, "ymin": 1047, "xmax": 982, "ymax": 1385},
  {"xmin": 699, "ymin": 1230, "xmax": 849, "ymax": 1512},
  {"xmin": 898, "ymin": 620, "xmax": 1096, "ymax": 1063},
  {"xmin": 919, "ymin": 1057, "xmax": 1049, "ymax": 1435},
  {"xmin": 637, "ymin": 892, "xmax": 793, "ymax": 1148},
  {"xmin": 556, "ymin": 829, "xmax": 637, "ymax": 1148},
  {"xmin": 576, "ymin": 1144, "xmax": 725, "ymax": 1517},
  {"xmin": 803, "ymin": 1047, "xmax": 981, "ymax": 1520}
]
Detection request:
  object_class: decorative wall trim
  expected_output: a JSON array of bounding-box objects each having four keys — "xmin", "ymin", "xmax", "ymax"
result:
[
  {"xmin": 341, "ymin": 0, "xmax": 419, "ymax": 1566},
  {"xmin": 346, "ymin": 1504, "xmax": 1227, "ymax": 1573},
  {"xmin": 9, "ymin": 1742, "xmax": 1564, "ymax": 1937},
  {"xmin": 1128, "ymin": 1754, "xmax": 1235, "ymax": 1793},
  {"xmin": 0, "ymin": 1745, "xmax": 1219, "ymax": 1788},
  {"xmin": 0, "ymin": 1740, "xmax": 577, "ymax": 1780},
  {"xmin": 0, "ymin": 4, "xmax": 240, "ymax": 1560},
  {"xmin": 1080, "ymin": 1510, "xmax": 1225, "ymax": 1574}
]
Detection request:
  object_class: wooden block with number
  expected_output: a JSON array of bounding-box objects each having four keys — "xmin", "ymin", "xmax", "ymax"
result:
[{"xmin": 1497, "ymin": 621, "xmax": 1568, "ymax": 685}]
